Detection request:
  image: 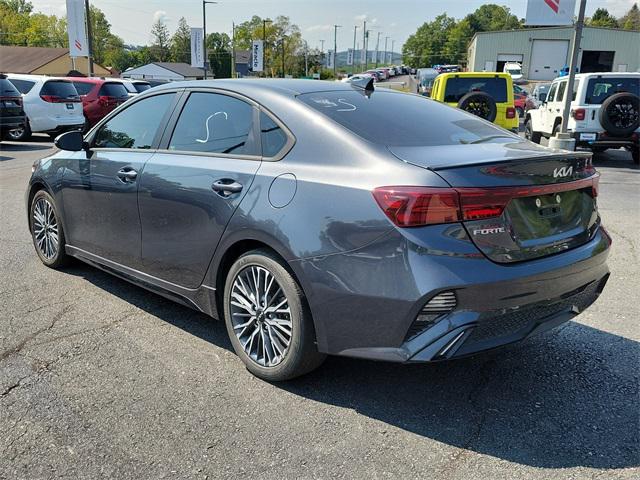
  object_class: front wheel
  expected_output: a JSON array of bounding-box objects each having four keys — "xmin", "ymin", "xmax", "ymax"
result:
[
  {"xmin": 524, "ymin": 119, "xmax": 541, "ymax": 144},
  {"xmin": 30, "ymin": 190, "xmax": 69, "ymax": 268},
  {"xmin": 223, "ymin": 250, "xmax": 325, "ymax": 381}
]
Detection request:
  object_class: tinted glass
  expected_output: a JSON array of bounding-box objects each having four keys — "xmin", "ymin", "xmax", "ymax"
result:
[
  {"xmin": 99, "ymin": 82, "xmax": 129, "ymax": 98},
  {"xmin": 40, "ymin": 81, "xmax": 79, "ymax": 99},
  {"xmin": 556, "ymin": 81, "xmax": 567, "ymax": 102},
  {"xmin": 584, "ymin": 77, "xmax": 640, "ymax": 104},
  {"xmin": 260, "ymin": 111, "xmax": 288, "ymax": 157},
  {"xmin": 7, "ymin": 79, "xmax": 35, "ymax": 94},
  {"xmin": 0, "ymin": 78, "xmax": 21, "ymax": 96},
  {"xmin": 94, "ymin": 93, "xmax": 174, "ymax": 149},
  {"xmin": 169, "ymin": 92, "xmax": 257, "ymax": 155},
  {"xmin": 547, "ymin": 83, "xmax": 558, "ymax": 102},
  {"xmin": 71, "ymin": 81, "xmax": 94, "ymax": 96},
  {"xmin": 299, "ymin": 90, "xmax": 512, "ymax": 146},
  {"xmin": 443, "ymin": 77, "xmax": 507, "ymax": 103},
  {"xmin": 133, "ymin": 83, "xmax": 151, "ymax": 93}
]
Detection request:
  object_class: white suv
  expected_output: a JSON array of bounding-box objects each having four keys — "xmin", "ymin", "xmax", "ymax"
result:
[
  {"xmin": 525, "ymin": 72, "xmax": 639, "ymax": 164},
  {"xmin": 5, "ymin": 74, "xmax": 85, "ymax": 140}
]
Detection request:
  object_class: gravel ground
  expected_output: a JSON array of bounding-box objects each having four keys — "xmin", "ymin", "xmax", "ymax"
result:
[{"xmin": 1, "ymin": 136, "xmax": 638, "ymax": 480}]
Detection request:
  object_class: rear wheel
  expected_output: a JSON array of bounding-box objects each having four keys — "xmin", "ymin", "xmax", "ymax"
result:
[
  {"xmin": 5, "ymin": 122, "xmax": 31, "ymax": 141},
  {"xmin": 30, "ymin": 190, "xmax": 69, "ymax": 268},
  {"xmin": 223, "ymin": 250, "xmax": 325, "ymax": 381},
  {"xmin": 457, "ymin": 92, "xmax": 497, "ymax": 123},
  {"xmin": 524, "ymin": 119, "xmax": 541, "ymax": 144}
]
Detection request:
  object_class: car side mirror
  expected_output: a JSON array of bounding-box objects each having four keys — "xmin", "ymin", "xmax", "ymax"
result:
[{"xmin": 54, "ymin": 130, "xmax": 85, "ymax": 152}]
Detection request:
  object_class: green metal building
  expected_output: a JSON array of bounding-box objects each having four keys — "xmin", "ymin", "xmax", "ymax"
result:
[{"xmin": 467, "ymin": 26, "xmax": 640, "ymax": 81}]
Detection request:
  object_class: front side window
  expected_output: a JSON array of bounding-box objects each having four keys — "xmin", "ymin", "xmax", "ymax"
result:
[
  {"xmin": 94, "ymin": 93, "xmax": 174, "ymax": 149},
  {"xmin": 169, "ymin": 92, "xmax": 258, "ymax": 156},
  {"xmin": 260, "ymin": 111, "xmax": 288, "ymax": 157},
  {"xmin": 547, "ymin": 83, "xmax": 558, "ymax": 103},
  {"xmin": 556, "ymin": 81, "xmax": 567, "ymax": 102}
]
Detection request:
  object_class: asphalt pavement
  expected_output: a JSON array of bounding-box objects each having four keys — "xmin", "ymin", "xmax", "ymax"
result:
[{"xmin": 1, "ymin": 136, "xmax": 638, "ymax": 479}]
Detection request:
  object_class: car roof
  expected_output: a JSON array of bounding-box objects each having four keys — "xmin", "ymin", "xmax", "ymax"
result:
[
  {"xmin": 150, "ymin": 78, "xmax": 363, "ymax": 98},
  {"xmin": 63, "ymin": 77, "xmax": 109, "ymax": 84},
  {"xmin": 5, "ymin": 73, "xmax": 55, "ymax": 82},
  {"xmin": 556, "ymin": 72, "xmax": 640, "ymax": 81},
  {"xmin": 438, "ymin": 72, "xmax": 512, "ymax": 79}
]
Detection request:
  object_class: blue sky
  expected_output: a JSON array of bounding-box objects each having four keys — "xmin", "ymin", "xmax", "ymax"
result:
[{"xmin": 30, "ymin": 0, "xmax": 635, "ymax": 50}]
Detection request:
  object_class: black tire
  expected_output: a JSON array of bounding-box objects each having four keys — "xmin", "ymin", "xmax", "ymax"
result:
[
  {"xmin": 599, "ymin": 92, "xmax": 639, "ymax": 137},
  {"xmin": 29, "ymin": 190, "xmax": 69, "ymax": 269},
  {"xmin": 457, "ymin": 92, "xmax": 497, "ymax": 122},
  {"xmin": 5, "ymin": 121, "xmax": 31, "ymax": 141},
  {"xmin": 223, "ymin": 249, "xmax": 326, "ymax": 381},
  {"xmin": 524, "ymin": 118, "xmax": 542, "ymax": 144}
]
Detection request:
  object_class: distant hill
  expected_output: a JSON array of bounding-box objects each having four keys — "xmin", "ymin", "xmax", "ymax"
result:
[{"xmin": 332, "ymin": 50, "xmax": 402, "ymax": 68}]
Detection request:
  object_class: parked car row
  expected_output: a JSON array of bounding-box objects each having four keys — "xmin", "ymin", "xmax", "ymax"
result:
[
  {"xmin": 0, "ymin": 73, "xmax": 151, "ymax": 140},
  {"xmin": 343, "ymin": 65, "xmax": 411, "ymax": 84}
]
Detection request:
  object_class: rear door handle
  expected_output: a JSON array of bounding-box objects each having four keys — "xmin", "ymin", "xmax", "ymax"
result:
[
  {"xmin": 212, "ymin": 179, "xmax": 243, "ymax": 196},
  {"xmin": 117, "ymin": 167, "xmax": 138, "ymax": 182}
]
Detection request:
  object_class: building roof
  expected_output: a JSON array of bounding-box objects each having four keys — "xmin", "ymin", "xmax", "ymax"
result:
[
  {"xmin": 152, "ymin": 62, "xmax": 207, "ymax": 77},
  {"xmin": 0, "ymin": 46, "xmax": 69, "ymax": 74}
]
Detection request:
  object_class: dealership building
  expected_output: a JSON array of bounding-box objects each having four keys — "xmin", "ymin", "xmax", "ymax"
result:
[{"xmin": 467, "ymin": 26, "xmax": 640, "ymax": 81}]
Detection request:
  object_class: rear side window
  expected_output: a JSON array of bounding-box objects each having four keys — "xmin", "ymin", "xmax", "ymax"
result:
[
  {"xmin": 41, "ymin": 81, "xmax": 79, "ymax": 99},
  {"xmin": 169, "ymin": 92, "xmax": 258, "ymax": 156},
  {"xmin": 0, "ymin": 78, "xmax": 21, "ymax": 96},
  {"xmin": 93, "ymin": 93, "xmax": 174, "ymax": 149},
  {"xmin": 444, "ymin": 77, "xmax": 507, "ymax": 103},
  {"xmin": 260, "ymin": 111, "xmax": 288, "ymax": 157},
  {"xmin": 72, "ymin": 81, "xmax": 95, "ymax": 96},
  {"xmin": 99, "ymin": 82, "xmax": 129, "ymax": 98},
  {"xmin": 8, "ymin": 79, "xmax": 35, "ymax": 94},
  {"xmin": 584, "ymin": 77, "xmax": 640, "ymax": 104},
  {"xmin": 299, "ymin": 90, "xmax": 510, "ymax": 147}
]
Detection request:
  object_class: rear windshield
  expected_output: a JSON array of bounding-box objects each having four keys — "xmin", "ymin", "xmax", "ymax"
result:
[
  {"xmin": 9, "ymin": 79, "xmax": 36, "ymax": 94},
  {"xmin": 584, "ymin": 77, "xmax": 639, "ymax": 104},
  {"xmin": 444, "ymin": 77, "xmax": 507, "ymax": 103},
  {"xmin": 0, "ymin": 78, "xmax": 21, "ymax": 96},
  {"xmin": 99, "ymin": 82, "xmax": 129, "ymax": 98},
  {"xmin": 298, "ymin": 90, "xmax": 513, "ymax": 147},
  {"xmin": 41, "ymin": 80, "xmax": 80, "ymax": 99},
  {"xmin": 71, "ymin": 81, "xmax": 95, "ymax": 96},
  {"xmin": 133, "ymin": 83, "xmax": 151, "ymax": 93}
]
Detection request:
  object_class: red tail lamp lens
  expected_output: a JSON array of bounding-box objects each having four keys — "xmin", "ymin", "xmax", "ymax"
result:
[
  {"xmin": 571, "ymin": 108, "xmax": 586, "ymax": 121},
  {"xmin": 506, "ymin": 107, "xmax": 516, "ymax": 119},
  {"xmin": 372, "ymin": 187, "xmax": 460, "ymax": 227}
]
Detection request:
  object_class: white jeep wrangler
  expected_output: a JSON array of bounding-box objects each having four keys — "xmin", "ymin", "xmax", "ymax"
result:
[{"xmin": 525, "ymin": 72, "xmax": 639, "ymax": 164}]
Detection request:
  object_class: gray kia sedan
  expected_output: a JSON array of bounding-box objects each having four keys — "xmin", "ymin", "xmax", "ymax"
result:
[{"xmin": 27, "ymin": 79, "xmax": 610, "ymax": 380}]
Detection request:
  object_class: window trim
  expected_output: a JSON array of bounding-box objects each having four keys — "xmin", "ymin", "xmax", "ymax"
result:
[{"xmin": 87, "ymin": 90, "xmax": 183, "ymax": 152}]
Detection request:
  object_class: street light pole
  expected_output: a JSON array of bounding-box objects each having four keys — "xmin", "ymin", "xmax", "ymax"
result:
[
  {"xmin": 375, "ymin": 31, "xmax": 381, "ymax": 68},
  {"xmin": 333, "ymin": 24, "xmax": 341, "ymax": 77},
  {"xmin": 352, "ymin": 26, "xmax": 358, "ymax": 74},
  {"xmin": 384, "ymin": 36, "xmax": 389, "ymax": 66},
  {"xmin": 262, "ymin": 19, "xmax": 271, "ymax": 77},
  {"xmin": 560, "ymin": 0, "xmax": 586, "ymax": 135},
  {"xmin": 362, "ymin": 21, "xmax": 366, "ymax": 69},
  {"xmin": 390, "ymin": 39, "xmax": 395, "ymax": 64},
  {"xmin": 202, "ymin": 1, "xmax": 219, "ymax": 80},
  {"xmin": 84, "ymin": 0, "xmax": 94, "ymax": 76}
]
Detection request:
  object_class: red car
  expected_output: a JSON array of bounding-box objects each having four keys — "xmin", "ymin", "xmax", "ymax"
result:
[
  {"xmin": 64, "ymin": 77, "xmax": 129, "ymax": 129},
  {"xmin": 514, "ymin": 92, "xmax": 528, "ymax": 118}
]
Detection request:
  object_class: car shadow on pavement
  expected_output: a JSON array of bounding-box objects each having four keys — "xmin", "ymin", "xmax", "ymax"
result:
[
  {"xmin": 0, "ymin": 142, "xmax": 53, "ymax": 161},
  {"xmin": 62, "ymin": 262, "xmax": 638, "ymax": 471}
]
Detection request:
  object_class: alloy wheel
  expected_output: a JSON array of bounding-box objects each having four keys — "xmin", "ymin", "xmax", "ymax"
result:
[
  {"xmin": 607, "ymin": 101, "xmax": 638, "ymax": 129},
  {"xmin": 32, "ymin": 197, "xmax": 59, "ymax": 260},
  {"xmin": 7, "ymin": 126, "xmax": 25, "ymax": 140},
  {"xmin": 465, "ymin": 99, "xmax": 491, "ymax": 119},
  {"xmin": 229, "ymin": 265, "xmax": 292, "ymax": 367}
]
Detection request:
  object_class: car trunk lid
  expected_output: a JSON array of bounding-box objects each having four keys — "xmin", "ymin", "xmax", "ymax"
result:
[{"xmin": 388, "ymin": 143, "xmax": 600, "ymax": 263}]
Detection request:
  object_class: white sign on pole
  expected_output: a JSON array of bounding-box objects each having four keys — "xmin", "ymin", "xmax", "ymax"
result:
[
  {"xmin": 66, "ymin": 0, "xmax": 88, "ymax": 57},
  {"xmin": 525, "ymin": 0, "xmax": 576, "ymax": 26},
  {"xmin": 252, "ymin": 40, "xmax": 264, "ymax": 72},
  {"xmin": 190, "ymin": 28, "xmax": 204, "ymax": 68},
  {"xmin": 327, "ymin": 50, "xmax": 334, "ymax": 69},
  {"xmin": 361, "ymin": 47, "xmax": 366, "ymax": 64},
  {"xmin": 346, "ymin": 48, "xmax": 354, "ymax": 66}
]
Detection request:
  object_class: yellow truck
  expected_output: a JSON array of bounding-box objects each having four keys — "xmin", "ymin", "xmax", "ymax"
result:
[{"xmin": 430, "ymin": 72, "xmax": 519, "ymax": 132}]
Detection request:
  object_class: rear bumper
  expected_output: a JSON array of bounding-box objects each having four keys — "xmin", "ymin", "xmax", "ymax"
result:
[
  {"xmin": 571, "ymin": 131, "xmax": 639, "ymax": 149},
  {"xmin": 293, "ymin": 224, "xmax": 611, "ymax": 362},
  {"xmin": 0, "ymin": 115, "xmax": 25, "ymax": 131}
]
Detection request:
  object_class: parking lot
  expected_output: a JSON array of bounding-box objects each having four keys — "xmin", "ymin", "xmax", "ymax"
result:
[{"xmin": 1, "ymin": 137, "xmax": 638, "ymax": 479}]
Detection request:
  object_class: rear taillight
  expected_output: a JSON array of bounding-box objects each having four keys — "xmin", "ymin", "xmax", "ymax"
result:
[
  {"xmin": 0, "ymin": 96, "xmax": 22, "ymax": 106},
  {"xmin": 40, "ymin": 94, "xmax": 62, "ymax": 103},
  {"xmin": 506, "ymin": 107, "xmax": 516, "ymax": 119},
  {"xmin": 571, "ymin": 108, "xmax": 586, "ymax": 121},
  {"xmin": 373, "ymin": 176, "xmax": 600, "ymax": 228}
]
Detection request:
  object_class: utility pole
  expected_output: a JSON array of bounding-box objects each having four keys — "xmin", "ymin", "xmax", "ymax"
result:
[
  {"xmin": 390, "ymin": 39, "xmax": 395, "ymax": 64},
  {"xmin": 375, "ymin": 31, "xmax": 381, "ymax": 68},
  {"xmin": 281, "ymin": 37, "xmax": 286, "ymax": 77},
  {"xmin": 319, "ymin": 39, "xmax": 325, "ymax": 68},
  {"xmin": 362, "ymin": 20, "xmax": 366, "ymax": 69},
  {"xmin": 304, "ymin": 40, "xmax": 309, "ymax": 77},
  {"xmin": 262, "ymin": 19, "xmax": 272, "ymax": 78},
  {"xmin": 333, "ymin": 24, "xmax": 341, "ymax": 77},
  {"xmin": 84, "ymin": 0, "xmax": 94, "ymax": 76},
  {"xmin": 231, "ymin": 22, "xmax": 235, "ymax": 78},
  {"xmin": 384, "ymin": 36, "xmax": 389, "ymax": 66},
  {"xmin": 365, "ymin": 30, "xmax": 372, "ymax": 71},
  {"xmin": 202, "ymin": 1, "xmax": 218, "ymax": 79},
  {"xmin": 352, "ymin": 26, "xmax": 358, "ymax": 74}
]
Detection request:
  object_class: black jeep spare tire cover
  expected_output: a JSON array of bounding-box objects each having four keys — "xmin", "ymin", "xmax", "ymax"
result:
[
  {"xmin": 457, "ymin": 91, "xmax": 497, "ymax": 122},
  {"xmin": 599, "ymin": 92, "xmax": 639, "ymax": 137}
]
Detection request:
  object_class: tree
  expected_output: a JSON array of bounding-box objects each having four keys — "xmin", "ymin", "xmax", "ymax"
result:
[
  {"xmin": 150, "ymin": 18, "xmax": 171, "ymax": 62},
  {"xmin": 465, "ymin": 4, "xmax": 521, "ymax": 32},
  {"xmin": 444, "ymin": 19, "xmax": 473, "ymax": 64},
  {"xmin": 206, "ymin": 32, "xmax": 231, "ymax": 78},
  {"xmin": 171, "ymin": 17, "xmax": 191, "ymax": 63},
  {"xmin": 619, "ymin": 3, "xmax": 640, "ymax": 30},
  {"xmin": 589, "ymin": 8, "xmax": 618, "ymax": 28},
  {"xmin": 402, "ymin": 14, "xmax": 456, "ymax": 67}
]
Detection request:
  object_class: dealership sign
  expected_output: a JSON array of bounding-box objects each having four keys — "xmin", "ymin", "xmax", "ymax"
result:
[
  {"xmin": 252, "ymin": 40, "xmax": 264, "ymax": 72},
  {"xmin": 190, "ymin": 28, "xmax": 204, "ymax": 68},
  {"xmin": 526, "ymin": 0, "xmax": 576, "ymax": 26},
  {"xmin": 346, "ymin": 48, "xmax": 354, "ymax": 66},
  {"xmin": 66, "ymin": 0, "xmax": 88, "ymax": 57}
]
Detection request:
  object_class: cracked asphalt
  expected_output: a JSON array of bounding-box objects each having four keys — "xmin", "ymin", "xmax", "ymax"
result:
[{"xmin": 1, "ymin": 136, "xmax": 638, "ymax": 479}]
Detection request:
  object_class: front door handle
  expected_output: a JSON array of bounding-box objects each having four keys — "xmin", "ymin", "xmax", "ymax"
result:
[
  {"xmin": 117, "ymin": 167, "xmax": 138, "ymax": 182},
  {"xmin": 212, "ymin": 179, "xmax": 243, "ymax": 197}
]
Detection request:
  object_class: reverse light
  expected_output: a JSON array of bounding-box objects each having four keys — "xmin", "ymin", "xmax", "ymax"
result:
[
  {"xmin": 571, "ymin": 108, "xmax": 586, "ymax": 121},
  {"xmin": 506, "ymin": 107, "xmax": 516, "ymax": 119}
]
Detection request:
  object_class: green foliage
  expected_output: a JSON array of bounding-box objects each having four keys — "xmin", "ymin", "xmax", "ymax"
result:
[
  {"xmin": 171, "ymin": 17, "xmax": 191, "ymax": 64},
  {"xmin": 589, "ymin": 8, "xmax": 619, "ymax": 28},
  {"xmin": 150, "ymin": 18, "xmax": 171, "ymax": 62},
  {"xmin": 619, "ymin": 3, "xmax": 640, "ymax": 30}
]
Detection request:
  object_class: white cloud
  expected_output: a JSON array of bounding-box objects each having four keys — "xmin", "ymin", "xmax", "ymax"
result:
[
  {"xmin": 355, "ymin": 14, "xmax": 367, "ymax": 22},
  {"xmin": 604, "ymin": 0, "xmax": 634, "ymax": 16},
  {"xmin": 153, "ymin": 10, "xmax": 169, "ymax": 24},
  {"xmin": 306, "ymin": 24, "xmax": 333, "ymax": 32}
]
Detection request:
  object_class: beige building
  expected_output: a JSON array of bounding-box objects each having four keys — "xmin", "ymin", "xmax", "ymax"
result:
[{"xmin": 0, "ymin": 46, "xmax": 111, "ymax": 77}]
